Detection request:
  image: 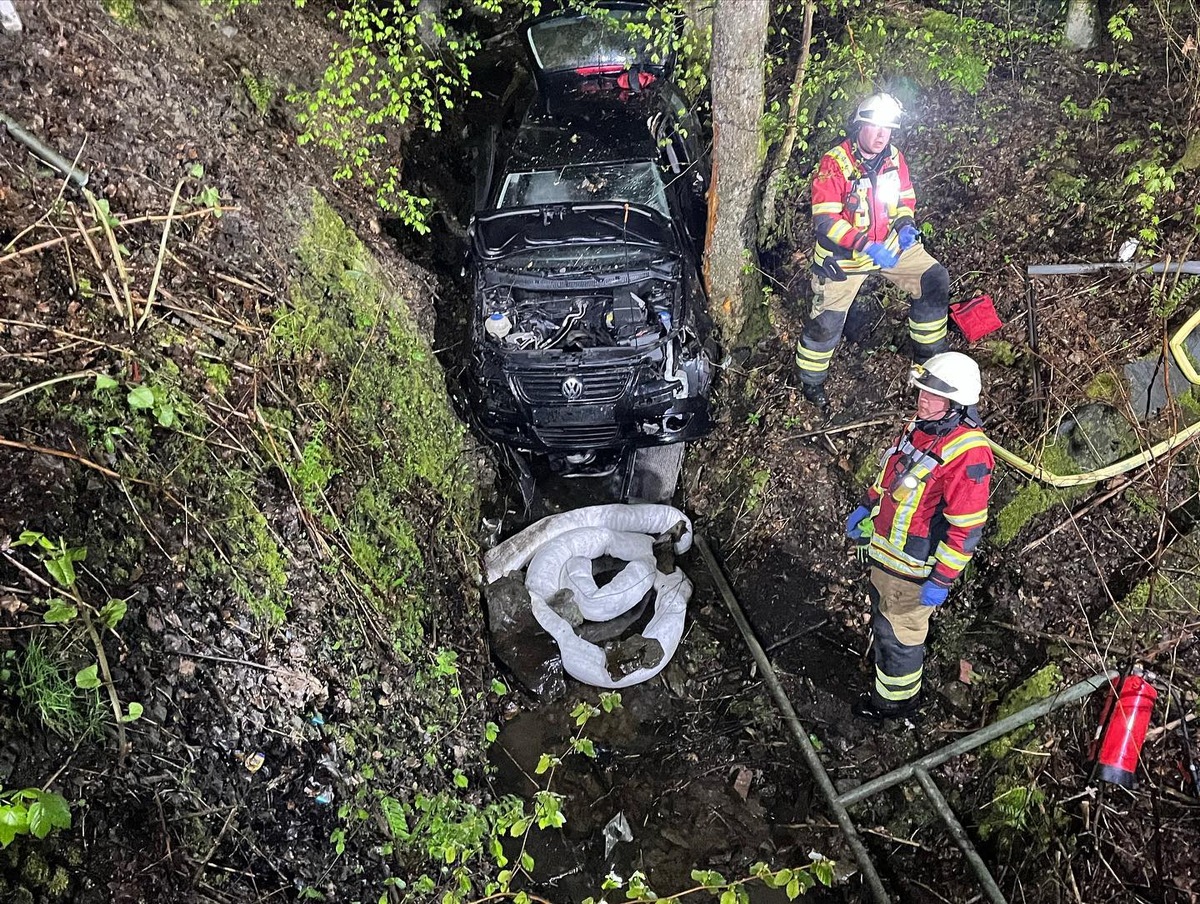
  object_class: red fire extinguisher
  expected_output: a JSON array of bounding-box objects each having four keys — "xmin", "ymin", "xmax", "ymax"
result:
[{"xmin": 1091, "ymin": 666, "xmax": 1158, "ymax": 789}]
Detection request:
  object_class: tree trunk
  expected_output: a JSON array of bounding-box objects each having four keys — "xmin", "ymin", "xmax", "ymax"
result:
[
  {"xmin": 1064, "ymin": 0, "xmax": 1099, "ymax": 50},
  {"xmin": 703, "ymin": 0, "xmax": 770, "ymax": 344}
]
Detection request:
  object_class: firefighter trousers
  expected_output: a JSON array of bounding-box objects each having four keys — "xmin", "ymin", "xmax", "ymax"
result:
[
  {"xmin": 868, "ymin": 567, "xmax": 933, "ymax": 709},
  {"xmin": 796, "ymin": 244, "xmax": 949, "ymax": 387}
]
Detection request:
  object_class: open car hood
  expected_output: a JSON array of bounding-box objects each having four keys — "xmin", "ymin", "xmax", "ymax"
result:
[
  {"xmin": 472, "ymin": 202, "xmax": 676, "ymax": 262},
  {"xmin": 521, "ymin": 1, "xmax": 679, "ymax": 102}
]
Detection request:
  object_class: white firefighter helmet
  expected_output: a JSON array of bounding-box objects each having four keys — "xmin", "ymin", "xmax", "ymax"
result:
[
  {"xmin": 853, "ymin": 93, "xmax": 904, "ymax": 130},
  {"xmin": 911, "ymin": 352, "xmax": 981, "ymax": 406}
]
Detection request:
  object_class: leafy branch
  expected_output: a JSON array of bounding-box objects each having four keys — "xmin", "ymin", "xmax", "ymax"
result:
[{"xmin": 8, "ymin": 532, "xmax": 141, "ymax": 766}]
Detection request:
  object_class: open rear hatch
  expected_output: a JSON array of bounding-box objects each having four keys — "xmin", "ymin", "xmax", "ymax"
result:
[{"xmin": 521, "ymin": 1, "xmax": 679, "ymax": 107}]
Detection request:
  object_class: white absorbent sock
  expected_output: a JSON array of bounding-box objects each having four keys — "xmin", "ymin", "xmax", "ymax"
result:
[{"xmin": 487, "ymin": 505, "xmax": 693, "ymax": 688}]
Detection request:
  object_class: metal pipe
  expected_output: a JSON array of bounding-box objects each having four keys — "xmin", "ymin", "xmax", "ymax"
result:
[
  {"xmin": 0, "ymin": 111, "xmax": 89, "ymax": 189},
  {"xmin": 837, "ymin": 670, "xmax": 1118, "ymax": 807},
  {"xmin": 695, "ymin": 535, "xmax": 892, "ymax": 904},
  {"xmin": 912, "ymin": 768, "xmax": 1007, "ymax": 904},
  {"xmin": 1028, "ymin": 261, "xmax": 1200, "ymax": 276}
]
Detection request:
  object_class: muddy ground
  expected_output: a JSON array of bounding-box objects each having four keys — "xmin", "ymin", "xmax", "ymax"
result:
[{"xmin": 2, "ymin": 2, "xmax": 1199, "ymax": 904}]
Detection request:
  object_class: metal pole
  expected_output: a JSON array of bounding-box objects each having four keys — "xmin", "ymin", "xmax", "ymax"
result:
[
  {"xmin": 913, "ymin": 767, "xmax": 1007, "ymax": 904},
  {"xmin": 695, "ymin": 536, "xmax": 892, "ymax": 904},
  {"xmin": 1027, "ymin": 261, "xmax": 1200, "ymax": 277},
  {"xmin": 0, "ymin": 111, "xmax": 90, "ymax": 189},
  {"xmin": 837, "ymin": 670, "xmax": 1118, "ymax": 806}
]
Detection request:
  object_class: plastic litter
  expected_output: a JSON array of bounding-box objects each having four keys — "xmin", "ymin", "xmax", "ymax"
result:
[
  {"xmin": 603, "ymin": 810, "xmax": 633, "ymax": 858},
  {"xmin": 315, "ymin": 787, "xmax": 334, "ymax": 805},
  {"xmin": 243, "ymin": 752, "xmax": 265, "ymax": 773},
  {"xmin": 0, "ymin": 2, "xmax": 22, "ymax": 33},
  {"xmin": 487, "ymin": 504, "xmax": 693, "ymax": 688}
]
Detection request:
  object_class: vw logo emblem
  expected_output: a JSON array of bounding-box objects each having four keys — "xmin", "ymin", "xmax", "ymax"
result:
[{"xmin": 561, "ymin": 377, "xmax": 585, "ymax": 400}]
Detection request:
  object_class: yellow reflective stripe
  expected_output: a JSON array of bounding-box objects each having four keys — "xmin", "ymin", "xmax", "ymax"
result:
[
  {"xmin": 876, "ymin": 678, "xmax": 921, "ymax": 701},
  {"xmin": 796, "ymin": 346, "xmax": 835, "ymax": 360},
  {"xmin": 934, "ymin": 542, "xmax": 972, "ymax": 571},
  {"xmin": 869, "ymin": 538, "xmax": 929, "ymax": 577},
  {"xmin": 940, "ymin": 432, "xmax": 990, "ymax": 464},
  {"xmin": 945, "ymin": 509, "xmax": 988, "ymax": 527},
  {"xmin": 908, "ymin": 316, "xmax": 948, "ymax": 333},
  {"xmin": 877, "ymin": 665, "xmax": 922, "ymax": 686},
  {"xmin": 796, "ymin": 355, "xmax": 835, "ymax": 369},
  {"xmin": 827, "ymin": 220, "xmax": 854, "ymax": 242},
  {"xmin": 828, "ymin": 146, "xmax": 857, "ymax": 176},
  {"xmin": 813, "ymin": 202, "xmax": 844, "ymax": 214},
  {"xmin": 888, "ymin": 480, "xmax": 928, "ymax": 549}
]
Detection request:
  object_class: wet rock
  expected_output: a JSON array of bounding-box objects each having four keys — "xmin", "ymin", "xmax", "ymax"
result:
[
  {"xmin": 486, "ymin": 574, "xmax": 534, "ymax": 635},
  {"xmin": 604, "ymin": 634, "xmax": 664, "ymax": 678},
  {"xmin": 576, "ymin": 590, "xmax": 651, "ymax": 643},
  {"xmin": 545, "ymin": 588, "xmax": 583, "ymax": 627},
  {"xmin": 1124, "ymin": 331, "xmax": 1200, "ymax": 419},
  {"xmin": 1061, "ymin": 402, "xmax": 1135, "ymax": 469},
  {"xmin": 486, "ymin": 575, "xmax": 566, "ymax": 699}
]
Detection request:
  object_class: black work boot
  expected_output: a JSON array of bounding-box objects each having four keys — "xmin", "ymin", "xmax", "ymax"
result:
[
  {"xmin": 853, "ymin": 692, "xmax": 923, "ymax": 724},
  {"xmin": 801, "ymin": 382, "xmax": 829, "ymax": 409}
]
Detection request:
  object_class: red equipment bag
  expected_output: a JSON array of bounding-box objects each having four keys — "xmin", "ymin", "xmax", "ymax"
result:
[
  {"xmin": 1092, "ymin": 669, "xmax": 1158, "ymax": 789},
  {"xmin": 949, "ymin": 293, "xmax": 1003, "ymax": 343}
]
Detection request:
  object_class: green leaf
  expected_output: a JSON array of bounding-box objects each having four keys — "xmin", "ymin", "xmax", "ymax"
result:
[
  {"xmin": 45, "ymin": 555, "xmax": 76, "ymax": 587},
  {"xmin": 99, "ymin": 598, "xmax": 128, "ymax": 629},
  {"xmin": 720, "ymin": 891, "xmax": 737, "ymax": 904},
  {"xmin": 121, "ymin": 701, "xmax": 144, "ymax": 723},
  {"xmin": 786, "ymin": 878, "xmax": 801, "ymax": 900},
  {"xmin": 812, "ymin": 859, "xmax": 835, "ymax": 886},
  {"xmin": 188, "ymin": 163, "xmax": 205, "ymax": 179},
  {"xmin": 573, "ymin": 737, "xmax": 596, "ymax": 758},
  {"xmin": 94, "ymin": 374, "xmax": 119, "ymax": 391},
  {"xmin": 534, "ymin": 753, "xmax": 554, "ymax": 775},
  {"xmin": 127, "ymin": 385, "xmax": 155, "ymax": 409},
  {"xmin": 14, "ymin": 530, "xmax": 49, "ymax": 549},
  {"xmin": 483, "ymin": 721, "xmax": 499, "ymax": 743},
  {"xmin": 490, "ymin": 678, "xmax": 508, "ymax": 695},
  {"xmin": 0, "ymin": 803, "xmax": 29, "ymax": 847},
  {"xmin": 44, "ymin": 598, "xmax": 78, "ymax": 623},
  {"xmin": 452, "ymin": 770, "xmax": 468, "ymax": 789},
  {"xmin": 156, "ymin": 405, "xmax": 177, "ymax": 428},
  {"xmin": 75, "ymin": 664, "xmax": 102, "ymax": 689},
  {"xmin": 519, "ymin": 851, "xmax": 534, "ymax": 872},
  {"xmin": 27, "ymin": 797, "xmax": 64, "ymax": 839}
]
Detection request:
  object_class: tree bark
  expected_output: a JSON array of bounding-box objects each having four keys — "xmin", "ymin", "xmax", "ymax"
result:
[
  {"xmin": 1064, "ymin": 0, "xmax": 1100, "ymax": 50},
  {"xmin": 703, "ymin": 0, "xmax": 770, "ymax": 344},
  {"xmin": 759, "ymin": 0, "xmax": 815, "ymax": 246}
]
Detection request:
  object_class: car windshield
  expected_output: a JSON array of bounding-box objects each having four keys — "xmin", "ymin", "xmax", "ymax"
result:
[{"xmin": 499, "ymin": 162, "xmax": 669, "ymax": 217}]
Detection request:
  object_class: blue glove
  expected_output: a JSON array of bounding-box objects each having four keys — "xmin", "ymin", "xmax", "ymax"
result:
[
  {"xmin": 864, "ymin": 241, "xmax": 900, "ymax": 269},
  {"xmin": 920, "ymin": 581, "xmax": 950, "ymax": 607},
  {"xmin": 845, "ymin": 505, "xmax": 872, "ymax": 540},
  {"xmin": 896, "ymin": 223, "xmax": 921, "ymax": 251}
]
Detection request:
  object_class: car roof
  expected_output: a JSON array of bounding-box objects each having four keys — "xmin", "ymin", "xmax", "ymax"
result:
[{"xmin": 506, "ymin": 89, "xmax": 665, "ymax": 171}]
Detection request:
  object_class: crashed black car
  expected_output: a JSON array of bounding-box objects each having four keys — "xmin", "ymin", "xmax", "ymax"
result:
[{"xmin": 466, "ymin": 1, "xmax": 715, "ymax": 479}]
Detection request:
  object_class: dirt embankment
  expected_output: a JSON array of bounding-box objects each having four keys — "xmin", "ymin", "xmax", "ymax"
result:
[{"xmin": 2, "ymin": 3, "xmax": 497, "ymax": 902}]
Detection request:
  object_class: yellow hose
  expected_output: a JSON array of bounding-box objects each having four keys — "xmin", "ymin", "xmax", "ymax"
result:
[{"xmin": 992, "ymin": 307, "xmax": 1200, "ymax": 487}]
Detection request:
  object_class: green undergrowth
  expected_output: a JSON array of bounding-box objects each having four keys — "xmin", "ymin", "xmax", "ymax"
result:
[
  {"xmin": 977, "ymin": 665, "xmax": 1066, "ymax": 855},
  {"xmin": 270, "ymin": 191, "xmax": 473, "ymax": 646},
  {"xmin": 993, "ymin": 440, "xmax": 1088, "ymax": 545}
]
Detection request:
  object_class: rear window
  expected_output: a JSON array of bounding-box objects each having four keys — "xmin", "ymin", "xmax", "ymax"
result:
[
  {"xmin": 499, "ymin": 162, "xmax": 669, "ymax": 216},
  {"xmin": 526, "ymin": 10, "xmax": 657, "ymax": 74}
]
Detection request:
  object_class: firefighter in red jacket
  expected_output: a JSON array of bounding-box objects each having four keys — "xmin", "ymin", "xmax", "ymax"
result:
[
  {"xmin": 797, "ymin": 93, "xmax": 950, "ymax": 408},
  {"xmin": 846, "ymin": 353, "xmax": 993, "ymax": 720}
]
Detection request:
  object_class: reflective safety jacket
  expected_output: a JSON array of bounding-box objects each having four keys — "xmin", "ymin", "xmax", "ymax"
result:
[
  {"xmin": 812, "ymin": 139, "xmax": 917, "ymax": 276},
  {"xmin": 861, "ymin": 416, "xmax": 993, "ymax": 587}
]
